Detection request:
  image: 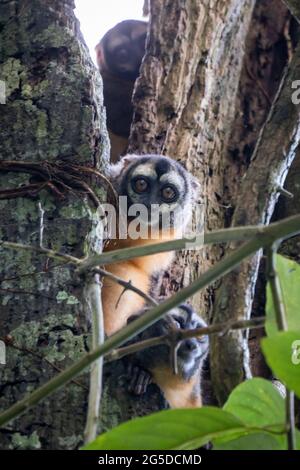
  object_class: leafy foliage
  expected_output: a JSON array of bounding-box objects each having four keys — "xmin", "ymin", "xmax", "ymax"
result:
[
  {"xmin": 262, "ymin": 332, "xmax": 300, "ymax": 399},
  {"xmin": 83, "ymin": 408, "xmax": 247, "ymax": 450},
  {"xmin": 83, "ymin": 378, "xmax": 292, "ymax": 451},
  {"xmin": 213, "ymin": 378, "xmax": 287, "ymax": 449},
  {"xmin": 84, "ymin": 255, "xmax": 300, "ymax": 451},
  {"xmin": 266, "ymin": 254, "xmax": 300, "ymax": 336}
]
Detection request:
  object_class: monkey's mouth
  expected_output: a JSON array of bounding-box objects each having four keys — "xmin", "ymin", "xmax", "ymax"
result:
[{"xmin": 177, "ymin": 339, "xmax": 208, "ymax": 361}]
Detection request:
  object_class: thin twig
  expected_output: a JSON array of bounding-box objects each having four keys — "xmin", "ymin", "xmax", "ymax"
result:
[
  {"xmin": 0, "ymin": 336, "xmax": 87, "ymax": 390},
  {"xmin": 0, "ymin": 262, "xmax": 68, "ymax": 283},
  {"xmin": 0, "ymin": 160, "xmax": 118, "ymax": 208},
  {"xmin": 105, "ymin": 317, "xmax": 266, "ymax": 362},
  {"xmin": 2, "ymin": 216, "xmax": 300, "ymax": 273},
  {"xmin": 277, "ymin": 186, "xmax": 294, "ymax": 199},
  {"xmin": 266, "ymin": 246, "xmax": 288, "ymax": 331},
  {"xmin": 38, "ymin": 202, "xmax": 45, "ymax": 248},
  {"xmin": 93, "ymin": 268, "xmax": 158, "ymax": 307},
  {"xmin": 266, "ymin": 245, "xmax": 296, "ymax": 450},
  {"xmin": 77, "ymin": 215, "xmax": 300, "ymax": 274},
  {"xmin": 0, "ymin": 288, "xmax": 55, "ymax": 301},
  {"xmin": 0, "ymin": 214, "xmax": 299, "ymax": 427},
  {"xmin": 0, "ymin": 241, "xmax": 81, "ymax": 265},
  {"xmin": 83, "ymin": 274, "xmax": 104, "ymax": 445},
  {"xmin": 245, "ymin": 62, "xmax": 272, "ymax": 106},
  {"xmin": 66, "ymin": 164, "xmax": 118, "ymax": 208}
]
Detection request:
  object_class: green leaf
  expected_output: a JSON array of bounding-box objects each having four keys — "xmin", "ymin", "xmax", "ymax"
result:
[
  {"xmin": 262, "ymin": 331, "xmax": 300, "ymax": 398},
  {"xmin": 214, "ymin": 433, "xmax": 282, "ymax": 450},
  {"xmin": 212, "ymin": 378, "xmax": 286, "ymax": 450},
  {"xmin": 266, "ymin": 255, "xmax": 300, "ymax": 336},
  {"xmin": 223, "ymin": 378, "xmax": 285, "ymax": 427},
  {"xmin": 83, "ymin": 407, "xmax": 248, "ymax": 450}
]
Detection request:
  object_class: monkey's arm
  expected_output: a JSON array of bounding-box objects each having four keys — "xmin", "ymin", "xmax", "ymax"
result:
[
  {"xmin": 126, "ymin": 361, "xmax": 202, "ymax": 409},
  {"xmin": 102, "ymin": 261, "xmax": 150, "ymax": 336}
]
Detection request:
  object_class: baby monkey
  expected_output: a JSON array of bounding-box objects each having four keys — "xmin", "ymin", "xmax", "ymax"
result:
[{"xmin": 126, "ymin": 304, "xmax": 209, "ymax": 408}]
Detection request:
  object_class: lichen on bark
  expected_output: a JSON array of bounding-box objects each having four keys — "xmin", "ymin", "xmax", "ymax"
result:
[{"xmin": 0, "ymin": 0, "xmax": 108, "ymax": 449}]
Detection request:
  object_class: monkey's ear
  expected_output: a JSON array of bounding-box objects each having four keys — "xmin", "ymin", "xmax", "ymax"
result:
[
  {"xmin": 95, "ymin": 42, "xmax": 105, "ymax": 69},
  {"xmin": 121, "ymin": 154, "xmax": 141, "ymax": 167},
  {"xmin": 107, "ymin": 154, "xmax": 140, "ymax": 180}
]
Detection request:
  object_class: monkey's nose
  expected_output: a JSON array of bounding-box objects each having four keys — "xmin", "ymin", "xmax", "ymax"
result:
[{"xmin": 184, "ymin": 339, "xmax": 198, "ymax": 351}]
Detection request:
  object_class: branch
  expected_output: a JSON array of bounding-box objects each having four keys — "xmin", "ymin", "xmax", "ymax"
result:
[
  {"xmin": 106, "ymin": 317, "xmax": 266, "ymax": 362},
  {"xmin": 0, "ymin": 160, "xmax": 118, "ymax": 208},
  {"xmin": 83, "ymin": 273, "xmax": 104, "ymax": 445},
  {"xmin": 93, "ymin": 268, "xmax": 158, "ymax": 307},
  {"xmin": 266, "ymin": 246, "xmax": 296, "ymax": 451},
  {"xmin": 0, "ymin": 263, "xmax": 69, "ymax": 283},
  {"xmin": 0, "ymin": 336, "xmax": 87, "ymax": 391},
  {"xmin": 0, "ymin": 241, "xmax": 81, "ymax": 265},
  {"xmin": 76, "ymin": 217, "xmax": 300, "ymax": 274},
  {"xmin": 3, "ymin": 217, "xmax": 300, "ymax": 274},
  {"xmin": 0, "ymin": 214, "xmax": 299, "ymax": 427},
  {"xmin": 266, "ymin": 247, "xmax": 288, "ymax": 331}
]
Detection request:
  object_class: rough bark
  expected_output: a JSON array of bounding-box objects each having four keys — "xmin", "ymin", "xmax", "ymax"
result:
[
  {"xmin": 211, "ymin": 53, "xmax": 300, "ymax": 402},
  {"xmin": 1, "ymin": 0, "xmax": 298, "ymax": 446},
  {"xmin": 0, "ymin": 0, "xmax": 108, "ymax": 449},
  {"xmin": 211, "ymin": 4, "xmax": 300, "ymax": 403},
  {"xmin": 126, "ymin": 0, "xmax": 298, "ymax": 408},
  {"xmin": 127, "ymin": 0, "xmax": 300, "ymax": 407},
  {"xmin": 102, "ymin": 0, "xmax": 258, "ymax": 423},
  {"xmin": 129, "ymin": 0, "xmax": 256, "ymax": 311}
]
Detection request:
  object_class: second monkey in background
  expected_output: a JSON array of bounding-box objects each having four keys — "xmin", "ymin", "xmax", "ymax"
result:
[{"xmin": 96, "ymin": 20, "xmax": 147, "ymax": 162}]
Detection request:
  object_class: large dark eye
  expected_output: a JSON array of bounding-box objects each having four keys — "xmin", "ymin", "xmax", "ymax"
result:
[
  {"xmin": 132, "ymin": 177, "xmax": 149, "ymax": 193},
  {"xmin": 173, "ymin": 316, "xmax": 185, "ymax": 329},
  {"xmin": 161, "ymin": 185, "xmax": 178, "ymax": 202}
]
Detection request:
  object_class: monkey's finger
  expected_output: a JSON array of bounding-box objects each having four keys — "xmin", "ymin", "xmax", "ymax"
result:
[
  {"xmin": 127, "ymin": 366, "xmax": 141, "ymax": 394},
  {"xmin": 135, "ymin": 369, "xmax": 152, "ymax": 395}
]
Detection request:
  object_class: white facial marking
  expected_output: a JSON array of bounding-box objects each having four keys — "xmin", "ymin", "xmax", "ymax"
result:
[
  {"xmin": 159, "ymin": 171, "xmax": 184, "ymax": 192},
  {"xmin": 131, "ymin": 163, "xmax": 156, "ymax": 179}
]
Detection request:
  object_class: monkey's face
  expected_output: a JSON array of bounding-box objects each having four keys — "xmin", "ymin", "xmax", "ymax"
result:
[
  {"xmin": 171, "ymin": 305, "xmax": 209, "ymax": 380},
  {"xmin": 115, "ymin": 154, "xmax": 200, "ymax": 233},
  {"xmin": 129, "ymin": 304, "xmax": 209, "ymax": 381},
  {"xmin": 97, "ymin": 20, "xmax": 147, "ymax": 80}
]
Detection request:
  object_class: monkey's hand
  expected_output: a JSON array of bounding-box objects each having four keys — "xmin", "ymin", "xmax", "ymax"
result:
[
  {"xmin": 127, "ymin": 363, "xmax": 153, "ymax": 395},
  {"xmin": 123, "ymin": 314, "xmax": 153, "ymax": 395}
]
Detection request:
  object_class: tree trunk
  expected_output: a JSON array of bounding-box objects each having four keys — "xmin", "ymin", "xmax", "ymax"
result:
[
  {"xmin": 0, "ymin": 0, "xmax": 108, "ymax": 449},
  {"xmin": 1, "ymin": 0, "xmax": 299, "ymax": 448},
  {"xmin": 106, "ymin": 0, "xmax": 300, "ymax": 417},
  {"xmin": 210, "ymin": 1, "xmax": 300, "ymax": 403},
  {"xmin": 101, "ymin": 0, "xmax": 293, "ymax": 425}
]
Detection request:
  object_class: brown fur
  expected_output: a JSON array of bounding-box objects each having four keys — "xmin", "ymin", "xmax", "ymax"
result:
[
  {"xmin": 96, "ymin": 21, "xmax": 147, "ymax": 162},
  {"xmin": 103, "ymin": 234, "xmax": 175, "ymax": 336},
  {"xmin": 151, "ymin": 366, "xmax": 202, "ymax": 408}
]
